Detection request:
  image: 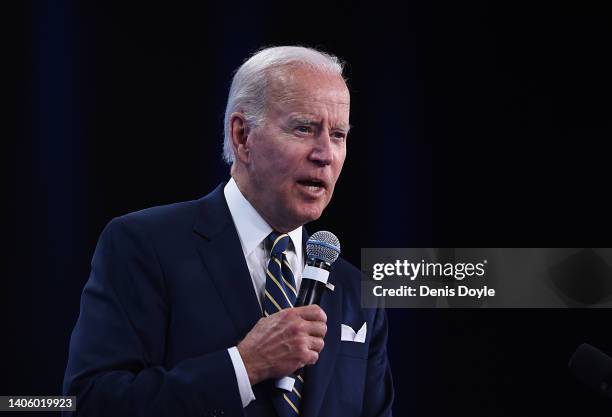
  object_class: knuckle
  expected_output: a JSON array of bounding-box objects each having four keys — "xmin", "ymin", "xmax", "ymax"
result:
[
  {"xmin": 298, "ymin": 342, "xmax": 311, "ymax": 357},
  {"xmin": 290, "ymin": 321, "xmax": 304, "ymax": 335},
  {"xmin": 311, "ymin": 337, "xmax": 323, "ymax": 352}
]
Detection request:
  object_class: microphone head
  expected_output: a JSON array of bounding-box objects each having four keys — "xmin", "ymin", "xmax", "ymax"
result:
[
  {"xmin": 569, "ymin": 343, "xmax": 612, "ymax": 400},
  {"xmin": 306, "ymin": 231, "xmax": 341, "ymax": 264}
]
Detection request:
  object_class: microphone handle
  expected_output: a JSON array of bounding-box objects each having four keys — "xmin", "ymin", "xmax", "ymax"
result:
[
  {"xmin": 295, "ymin": 277, "xmax": 326, "ymax": 307},
  {"xmin": 295, "ymin": 257, "xmax": 332, "ymax": 307},
  {"xmin": 291, "ymin": 278, "xmax": 325, "ymax": 379},
  {"xmin": 290, "ymin": 261, "xmax": 332, "ymax": 380}
]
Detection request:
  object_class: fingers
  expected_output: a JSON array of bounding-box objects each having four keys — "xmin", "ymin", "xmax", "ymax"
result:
[
  {"xmin": 304, "ymin": 350, "xmax": 319, "ymax": 366},
  {"xmin": 293, "ymin": 304, "xmax": 327, "ymax": 323},
  {"xmin": 298, "ymin": 339, "xmax": 322, "ymax": 367},
  {"xmin": 302, "ymin": 320, "xmax": 327, "ymax": 338},
  {"xmin": 308, "ymin": 335, "xmax": 325, "ymax": 353},
  {"xmin": 282, "ymin": 308, "xmax": 326, "ymax": 363},
  {"xmin": 281, "ymin": 308, "xmax": 327, "ymax": 338}
]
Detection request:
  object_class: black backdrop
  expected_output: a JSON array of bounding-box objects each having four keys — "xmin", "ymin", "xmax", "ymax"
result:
[{"xmin": 9, "ymin": 1, "xmax": 612, "ymax": 416}]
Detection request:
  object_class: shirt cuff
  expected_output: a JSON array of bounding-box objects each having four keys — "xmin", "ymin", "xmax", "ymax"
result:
[{"xmin": 227, "ymin": 346, "xmax": 256, "ymax": 407}]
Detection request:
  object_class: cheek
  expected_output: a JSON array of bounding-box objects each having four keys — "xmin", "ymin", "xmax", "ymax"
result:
[
  {"xmin": 275, "ymin": 146, "xmax": 306, "ymax": 181},
  {"xmin": 254, "ymin": 144, "xmax": 291, "ymax": 176},
  {"xmin": 332, "ymin": 151, "xmax": 347, "ymax": 180}
]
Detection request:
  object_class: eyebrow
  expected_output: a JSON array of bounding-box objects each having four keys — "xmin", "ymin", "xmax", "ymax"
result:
[{"xmin": 289, "ymin": 117, "xmax": 352, "ymax": 133}]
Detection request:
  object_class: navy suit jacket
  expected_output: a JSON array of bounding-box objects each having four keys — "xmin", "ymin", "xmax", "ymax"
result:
[{"xmin": 63, "ymin": 183, "xmax": 393, "ymax": 417}]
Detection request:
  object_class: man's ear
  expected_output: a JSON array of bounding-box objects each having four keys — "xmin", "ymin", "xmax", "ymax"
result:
[{"xmin": 229, "ymin": 112, "xmax": 251, "ymax": 164}]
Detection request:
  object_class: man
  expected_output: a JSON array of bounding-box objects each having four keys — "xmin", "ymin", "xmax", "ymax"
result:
[{"xmin": 63, "ymin": 46, "xmax": 393, "ymax": 417}]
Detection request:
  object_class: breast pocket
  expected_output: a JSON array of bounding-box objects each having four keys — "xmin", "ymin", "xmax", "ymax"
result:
[
  {"xmin": 339, "ymin": 319, "xmax": 369, "ymax": 359},
  {"xmin": 339, "ymin": 340, "xmax": 369, "ymax": 359}
]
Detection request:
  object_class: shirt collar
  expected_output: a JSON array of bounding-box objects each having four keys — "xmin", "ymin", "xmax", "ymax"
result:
[{"xmin": 224, "ymin": 177, "xmax": 303, "ymax": 258}]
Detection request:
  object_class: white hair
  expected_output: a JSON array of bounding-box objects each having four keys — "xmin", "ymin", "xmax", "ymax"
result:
[{"xmin": 222, "ymin": 46, "xmax": 345, "ymax": 165}]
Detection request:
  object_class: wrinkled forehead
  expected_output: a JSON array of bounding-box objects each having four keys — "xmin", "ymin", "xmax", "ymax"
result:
[{"xmin": 266, "ymin": 65, "xmax": 350, "ymax": 110}]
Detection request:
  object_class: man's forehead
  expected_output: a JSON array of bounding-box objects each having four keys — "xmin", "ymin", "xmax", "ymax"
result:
[{"xmin": 267, "ymin": 65, "xmax": 350, "ymax": 104}]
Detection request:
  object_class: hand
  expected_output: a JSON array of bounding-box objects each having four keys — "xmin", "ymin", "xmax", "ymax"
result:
[{"xmin": 237, "ymin": 305, "xmax": 327, "ymax": 385}]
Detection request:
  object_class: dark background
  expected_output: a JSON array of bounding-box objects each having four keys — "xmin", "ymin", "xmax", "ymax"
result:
[{"xmin": 9, "ymin": 0, "xmax": 612, "ymax": 416}]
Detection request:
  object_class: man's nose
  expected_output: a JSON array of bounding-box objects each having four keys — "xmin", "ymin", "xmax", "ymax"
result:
[{"xmin": 309, "ymin": 131, "xmax": 333, "ymax": 166}]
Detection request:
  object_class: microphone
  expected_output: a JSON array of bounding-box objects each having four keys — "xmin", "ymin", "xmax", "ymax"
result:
[
  {"xmin": 296, "ymin": 231, "xmax": 341, "ymax": 307},
  {"xmin": 275, "ymin": 231, "xmax": 341, "ymax": 393},
  {"xmin": 568, "ymin": 343, "xmax": 612, "ymax": 400}
]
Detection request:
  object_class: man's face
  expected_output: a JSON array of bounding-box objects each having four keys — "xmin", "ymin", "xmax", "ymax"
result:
[{"xmin": 243, "ymin": 66, "xmax": 350, "ymax": 232}]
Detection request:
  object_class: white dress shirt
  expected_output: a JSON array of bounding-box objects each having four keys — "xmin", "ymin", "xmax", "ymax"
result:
[{"xmin": 224, "ymin": 178, "xmax": 304, "ymax": 407}]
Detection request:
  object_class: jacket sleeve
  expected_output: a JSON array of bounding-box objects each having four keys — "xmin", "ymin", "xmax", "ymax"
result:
[
  {"xmin": 363, "ymin": 305, "xmax": 394, "ymax": 417},
  {"xmin": 63, "ymin": 217, "xmax": 244, "ymax": 417}
]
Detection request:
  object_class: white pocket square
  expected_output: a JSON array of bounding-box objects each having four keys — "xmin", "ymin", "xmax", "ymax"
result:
[{"xmin": 341, "ymin": 322, "xmax": 367, "ymax": 343}]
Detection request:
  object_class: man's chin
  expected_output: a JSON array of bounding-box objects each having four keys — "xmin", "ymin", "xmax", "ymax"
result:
[
  {"xmin": 281, "ymin": 199, "xmax": 329, "ymax": 229},
  {"xmin": 295, "ymin": 205, "xmax": 325, "ymax": 225}
]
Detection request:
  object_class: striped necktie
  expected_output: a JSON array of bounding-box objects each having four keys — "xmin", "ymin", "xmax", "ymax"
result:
[{"xmin": 263, "ymin": 232, "xmax": 304, "ymax": 416}]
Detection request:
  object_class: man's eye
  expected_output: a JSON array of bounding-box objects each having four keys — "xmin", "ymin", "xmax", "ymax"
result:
[
  {"xmin": 296, "ymin": 126, "xmax": 312, "ymax": 134},
  {"xmin": 332, "ymin": 132, "xmax": 346, "ymax": 141}
]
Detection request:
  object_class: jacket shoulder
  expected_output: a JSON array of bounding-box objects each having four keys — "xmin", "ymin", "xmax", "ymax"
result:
[{"xmin": 116, "ymin": 198, "xmax": 202, "ymax": 231}]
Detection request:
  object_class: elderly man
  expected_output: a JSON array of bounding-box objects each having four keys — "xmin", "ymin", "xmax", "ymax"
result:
[{"xmin": 63, "ymin": 46, "xmax": 393, "ymax": 417}]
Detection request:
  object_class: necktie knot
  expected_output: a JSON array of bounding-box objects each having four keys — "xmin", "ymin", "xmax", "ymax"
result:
[{"xmin": 267, "ymin": 231, "xmax": 290, "ymax": 258}]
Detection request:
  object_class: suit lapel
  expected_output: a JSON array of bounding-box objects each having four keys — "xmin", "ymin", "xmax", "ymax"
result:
[{"xmin": 193, "ymin": 183, "xmax": 262, "ymax": 340}]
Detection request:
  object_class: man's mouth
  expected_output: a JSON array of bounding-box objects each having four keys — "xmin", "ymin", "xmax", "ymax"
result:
[{"xmin": 296, "ymin": 179, "xmax": 327, "ymax": 194}]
